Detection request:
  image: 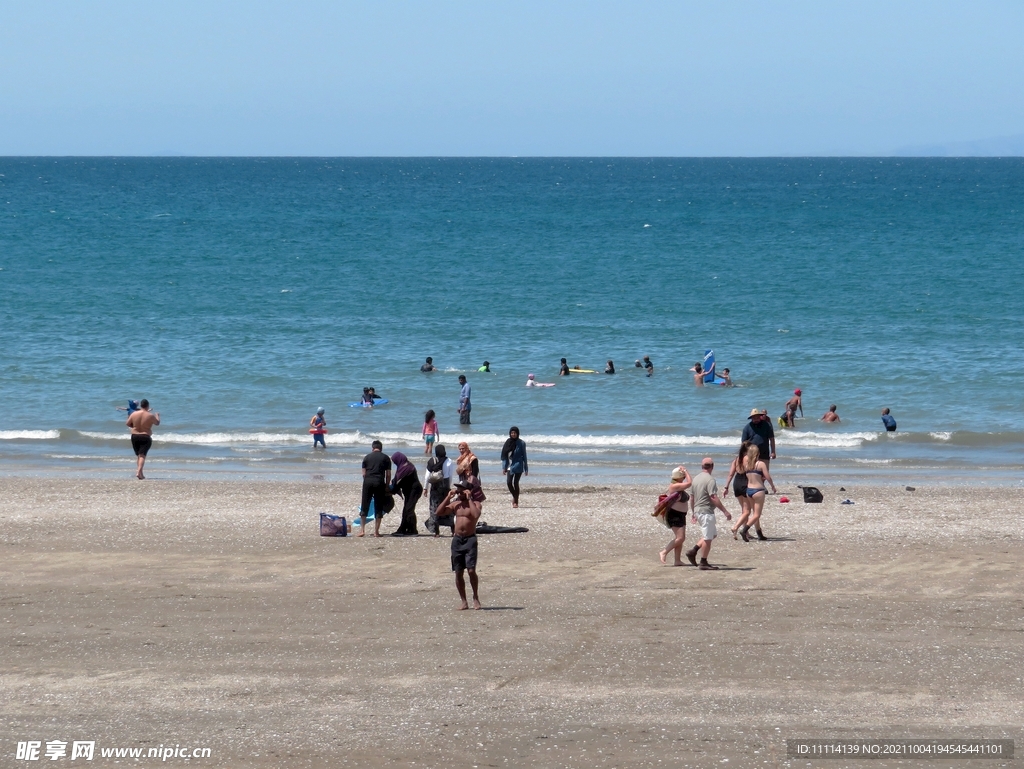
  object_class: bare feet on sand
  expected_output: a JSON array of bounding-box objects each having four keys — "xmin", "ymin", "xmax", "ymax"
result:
[
  {"xmin": 473, "ymin": 598, "xmax": 482, "ymax": 610},
  {"xmin": 356, "ymin": 532, "xmax": 365, "ymax": 537},
  {"xmin": 659, "ymin": 549, "xmax": 668, "ymax": 564}
]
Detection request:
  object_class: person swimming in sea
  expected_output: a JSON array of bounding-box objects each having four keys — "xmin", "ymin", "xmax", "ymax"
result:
[
  {"xmin": 605, "ymin": 360, "xmax": 615, "ymax": 374},
  {"xmin": 691, "ymin": 362, "xmax": 706, "ymax": 386},
  {"xmin": 526, "ymin": 373, "xmax": 555, "ymax": 387},
  {"xmin": 881, "ymin": 408, "xmax": 897, "ymax": 432},
  {"xmin": 478, "ymin": 361, "xmax": 491, "ymax": 373}
]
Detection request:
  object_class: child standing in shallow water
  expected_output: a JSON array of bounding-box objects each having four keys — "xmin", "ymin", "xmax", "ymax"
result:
[{"xmin": 422, "ymin": 410, "xmax": 439, "ymax": 455}]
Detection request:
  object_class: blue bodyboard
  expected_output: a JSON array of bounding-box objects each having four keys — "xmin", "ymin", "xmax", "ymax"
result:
[{"xmin": 702, "ymin": 350, "xmax": 717, "ymax": 383}]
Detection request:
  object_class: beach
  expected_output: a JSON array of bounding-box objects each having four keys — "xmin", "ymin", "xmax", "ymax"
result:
[{"xmin": 2, "ymin": 477, "xmax": 1020, "ymax": 767}]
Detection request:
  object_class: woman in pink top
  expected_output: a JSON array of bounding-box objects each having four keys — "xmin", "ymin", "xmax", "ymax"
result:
[{"xmin": 422, "ymin": 409, "xmax": 439, "ymax": 455}]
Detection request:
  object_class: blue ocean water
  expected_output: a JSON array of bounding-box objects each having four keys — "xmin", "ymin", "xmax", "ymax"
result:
[{"xmin": 1, "ymin": 157, "xmax": 1022, "ymax": 482}]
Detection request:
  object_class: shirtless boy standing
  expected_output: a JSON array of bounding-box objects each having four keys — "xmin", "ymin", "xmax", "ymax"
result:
[
  {"xmin": 436, "ymin": 480, "xmax": 483, "ymax": 609},
  {"xmin": 126, "ymin": 399, "xmax": 160, "ymax": 480}
]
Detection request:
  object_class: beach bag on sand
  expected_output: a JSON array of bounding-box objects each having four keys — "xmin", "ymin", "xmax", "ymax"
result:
[
  {"xmin": 319, "ymin": 513, "xmax": 348, "ymax": 537},
  {"xmin": 798, "ymin": 486, "xmax": 824, "ymax": 503}
]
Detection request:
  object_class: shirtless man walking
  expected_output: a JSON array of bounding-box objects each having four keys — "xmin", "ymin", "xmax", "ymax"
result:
[
  {"xmin": 436, "ymin": 480, "xmax": 483, "ymax": 609},
  {"xmin": 126, "ymin": 399, "xmax": 160, "ymax": 480}
]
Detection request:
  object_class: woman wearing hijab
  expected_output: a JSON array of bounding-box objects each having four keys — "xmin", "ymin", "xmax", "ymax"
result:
[
  {"xmin": 423, "ymin": 444, "xmax": 455, "ymax": 536},
  {"xmin": 500, "ymin": 426, "xmax": 529, "ymax": 508},
  {"xmin": 456, "ymin": 442, "xmax": 486, "ymax": 503},
  {"xmin": 456, "ymin": 442, "xmax": 477, "ymax": 482},
  {"xmin": 389, "ymin": 451, "xmax": 423, "ymax": 536}
]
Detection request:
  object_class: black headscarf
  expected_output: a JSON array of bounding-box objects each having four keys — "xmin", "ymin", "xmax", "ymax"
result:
[
  {"xmin": 427, "ymin": 444, "xmax": 447, "ymax": 472},
  {"xmin": 501, "ymin": 427, "xmax": 521, "ymax": 463}
]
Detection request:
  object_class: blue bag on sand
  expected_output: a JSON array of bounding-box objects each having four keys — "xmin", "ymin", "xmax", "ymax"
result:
[{"xmin": 319, "ymin": 513, "xmax": 347, "ymax": 537}]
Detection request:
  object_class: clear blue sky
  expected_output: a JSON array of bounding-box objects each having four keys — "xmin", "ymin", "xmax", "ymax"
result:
[{"xmin": 1, "ymin": 1, "xmax": 1022, "ymax": 156}]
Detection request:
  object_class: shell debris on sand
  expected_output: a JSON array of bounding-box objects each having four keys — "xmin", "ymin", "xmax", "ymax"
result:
[{"xmin": 1, "ymin": 477, "xmax": 1022, "ymax": 767}]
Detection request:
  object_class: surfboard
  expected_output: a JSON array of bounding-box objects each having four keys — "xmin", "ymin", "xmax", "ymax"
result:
[
  {"xmin": 570, "ymin": 369, "xmax": 598, "ymax": 374},
  {"xmin": 349, "ymin": 399, "xmax": 389, "ymax": 407},
  {"xmin": 702, "ymin": 350, "xmax": 717, "ymax": 383}
]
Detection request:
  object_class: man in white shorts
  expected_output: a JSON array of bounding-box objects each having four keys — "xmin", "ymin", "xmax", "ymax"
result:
[{"xmin": 685, "ymin": 457, "xmax": 732, "ymax": 571}]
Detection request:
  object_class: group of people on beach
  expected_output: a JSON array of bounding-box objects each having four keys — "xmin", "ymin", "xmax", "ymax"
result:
[
  {"xmin": 652, "ymin": 397, "xmax": 898, "ymax": 569},
  {"xmin": 655, "ymin": 405, "xmax": 780, "ymax": 570},
  {"xmin": 124, "ymin": 365, "xmax": 899, "ymax": 605},
  {"xmin": 354, "ymin": 427, "xmax": 526, "ymax": 610}
]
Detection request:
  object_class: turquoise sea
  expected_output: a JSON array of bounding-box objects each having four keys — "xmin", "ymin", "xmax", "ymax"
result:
[{"xmin": 1, "ymin": 158, "xmax": 1022, "ymax": 483}]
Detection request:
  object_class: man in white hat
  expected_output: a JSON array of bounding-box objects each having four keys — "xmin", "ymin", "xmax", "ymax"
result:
[
  {"xmin": 741, "ymin": 408, "xmax": 776, "ymax": 468},
  {"xmin": 685, "ymin": 458, "xmax": 733, "ymax": 571}
]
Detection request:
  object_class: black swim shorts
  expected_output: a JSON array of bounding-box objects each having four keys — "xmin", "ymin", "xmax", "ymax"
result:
[
  {"xmin": 451, "ymin": 534, "xmax": 478, "ymax": 572},
  {"xmin": 665, "ymin": 509, "xmax": 687, "ymax": 528},
  {"xmin": 131, "ymin": 434, "xmax": 153, "ymax": 457}
]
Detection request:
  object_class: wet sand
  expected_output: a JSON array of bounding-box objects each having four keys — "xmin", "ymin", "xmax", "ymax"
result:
[{"xmin": 1, "ymin": 477, "xmax": 1021, "ymax": 767}]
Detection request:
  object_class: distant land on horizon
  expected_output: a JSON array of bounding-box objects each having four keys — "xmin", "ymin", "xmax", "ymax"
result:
[{"xmin": 893, "ymin": 132, "xmax": 1024, "ymax": 157}]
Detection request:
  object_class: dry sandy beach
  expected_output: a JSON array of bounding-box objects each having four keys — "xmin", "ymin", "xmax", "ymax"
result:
[{"xmin": 1, "ymin": 477, "xmax": 1021, "ymax": 768}]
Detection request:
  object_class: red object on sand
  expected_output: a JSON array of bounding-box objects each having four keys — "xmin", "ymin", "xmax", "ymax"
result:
[{"xmin": 778, "ymin": 496, "xmax": 790, "ymax": 503}]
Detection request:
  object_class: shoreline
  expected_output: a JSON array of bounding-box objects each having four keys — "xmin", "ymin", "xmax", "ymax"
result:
[{"xmin": 0, "ymin": 458, "xmax": 1021, "ymax": 488}]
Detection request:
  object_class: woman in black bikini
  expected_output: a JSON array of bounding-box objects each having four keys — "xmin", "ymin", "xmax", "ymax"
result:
[
  {"xmin": 658, "ymin": 465, "xmax": 693, "ymax": 566},
  {"xmin": 725, "ymin": 441, "xmax": 754, "ymax": 541}
]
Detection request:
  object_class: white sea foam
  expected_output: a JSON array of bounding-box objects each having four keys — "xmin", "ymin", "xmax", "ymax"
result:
[
  {"xmin": 63, "ymin": 429, "xmax": 878, "ymax": 450},
  {"xmin": 778, "ymin": 431, "xmax": 878, "ymax": 449},
  {"xmin": 0, "ymin": 430, "xmax": 60, "ymax": 440},
  {"xmin": 929, "ymin": 431, "xmax": 953, "ymax": 441}
]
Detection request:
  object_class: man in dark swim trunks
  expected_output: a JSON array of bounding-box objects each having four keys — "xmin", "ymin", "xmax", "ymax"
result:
[
  {"xmin": 126, "ymin": 398, "xmax": 160, "ymax": 480},
  {"xmin": 436, "ymin": 480, "xmax": 483, "ymax": 609},
  {"xmin": 785, "ymin": 389, "xmax": 804, "ymax": 420},
  {"xmin": 458, "ymin": 375, "xmax": 472, "ymax": 424}
]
